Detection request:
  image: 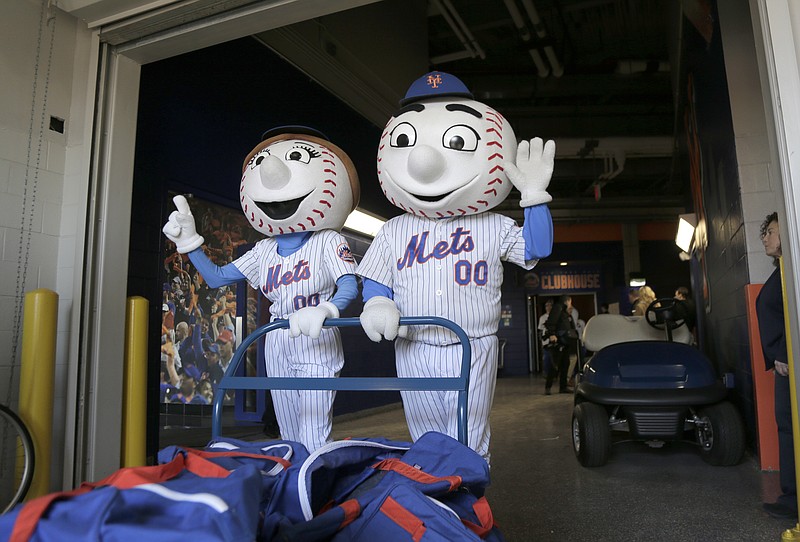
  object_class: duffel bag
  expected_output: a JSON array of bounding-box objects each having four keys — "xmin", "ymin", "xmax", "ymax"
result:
[{"xmin": 1, "ymin": 447, "xmax": 269, "ymax": 542}]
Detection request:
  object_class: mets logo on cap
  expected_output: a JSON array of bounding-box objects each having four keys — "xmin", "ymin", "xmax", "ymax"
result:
[{"xmin": 400, "ymin": 71, "xmax": 474, "ymax": 106}]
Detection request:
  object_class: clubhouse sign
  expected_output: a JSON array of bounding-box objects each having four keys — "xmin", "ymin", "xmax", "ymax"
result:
[{"xmin": 522, "ymin": 265, "xmax": 602, "ymax": 293}]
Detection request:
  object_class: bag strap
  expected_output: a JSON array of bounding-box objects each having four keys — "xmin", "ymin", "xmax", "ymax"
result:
[
  {"xmin": 371, "ymin": 458, "xmax": 462, "ymax": 491},
  {"xmin": 379, "ymin": 496, "xmax": 427, "ymax": 542},
  {"xmin": 461, "ymin": 497, "xmax": 498, "ymax": 539},
  {"xmin": 9, "ymin": 449, "xmax": 233, "ymax": 542},
  {"xmin": 182, "ymin": 447, "xmax": 292, "ymax": 470}
]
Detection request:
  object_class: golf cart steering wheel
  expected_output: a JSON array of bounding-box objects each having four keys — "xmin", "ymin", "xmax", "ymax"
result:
[{"xmin": 644, "ymin": 297, "xmax": 687, "ymax": 331}]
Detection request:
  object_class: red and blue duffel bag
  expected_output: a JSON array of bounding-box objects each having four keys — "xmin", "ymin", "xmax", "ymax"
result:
[
  {"xmin": 272, "ymin": 431, "xmax": 504, "ymax": 541},
  {"xmin": 0, "ymin": 446, "xmax": 283, "ymax": 542}
]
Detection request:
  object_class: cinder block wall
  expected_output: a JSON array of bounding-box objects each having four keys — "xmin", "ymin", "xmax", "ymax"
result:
[{"xmin": 0, "ymin": 1, "xmax": 96, "ymax": 489}]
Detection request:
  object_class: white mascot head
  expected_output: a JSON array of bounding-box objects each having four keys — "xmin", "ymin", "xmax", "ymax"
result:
[
  {"xmin": 377, "ymin": 71, "xmax": 517, "ymax": 218},
  {"xmin": 240, "ymin": 126, "xmax": 360, "ymax": 236}
]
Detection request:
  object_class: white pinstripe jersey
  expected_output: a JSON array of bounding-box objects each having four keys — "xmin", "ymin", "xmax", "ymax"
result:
[
  {"xmin": 357, "ymin": 212, "xmax": 538, "ymax": 344},
  {"xmin": 233, "ymin": 230, "xmax": 356, "ymax": 320}
]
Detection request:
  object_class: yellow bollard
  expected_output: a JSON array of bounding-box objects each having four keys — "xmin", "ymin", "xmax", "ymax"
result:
[
  {"xmin": 122, "ymin": 297, "xmax": 149, "ymax": 467},
  {"xmin": 19, "ymin": 288, "xmax": 57, "ymax": 500},
  {"xmin": 779, "ymin": 258, "xmax": 800, "ymax": 541}
]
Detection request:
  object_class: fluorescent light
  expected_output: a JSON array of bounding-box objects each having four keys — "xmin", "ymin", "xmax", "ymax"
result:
[
  {"xmin": 629, "ymin": 278, "xmax": 646, "ymax": 287},
  {"xmin": 343, "ymin": 208, "xmax": 386, "ymax": 238},
  {"xmin": 675, "ymin": 213, "xmax": 697, "ymax": 253}
]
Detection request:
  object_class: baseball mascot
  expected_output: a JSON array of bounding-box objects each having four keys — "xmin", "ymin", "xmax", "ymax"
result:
[
  {"xmin": 357, "ymin": 72, "xmax": 555, "ymax": 463},
  {"xmin": 163, "ymin": 126, "xmax": 360, "ymax": 451}
]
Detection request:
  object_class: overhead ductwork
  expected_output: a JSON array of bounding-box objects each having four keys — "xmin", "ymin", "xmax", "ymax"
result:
[
  {"xmin": 502, "ymin": 0, "xmax": 562, "ymax": 78},
  {"xmin": 430, "ymin": 0, "xmax": 486, "ymax": 64},
  {"xmin": 519, "ymin": 0, "xmax": 562, "ymax": 77}
]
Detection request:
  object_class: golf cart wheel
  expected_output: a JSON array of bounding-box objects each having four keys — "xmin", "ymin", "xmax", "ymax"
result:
[
  {"xmin": 696, "ymin": 401, "xmax": 745, "ymax": 466},
  {"xmin": 572, "ymin": 402, "xmax": 611, "ymax": 467}
]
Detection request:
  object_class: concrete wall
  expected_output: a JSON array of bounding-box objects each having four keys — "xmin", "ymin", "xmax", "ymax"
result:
[
  {"xmin": 689, "ymin": 0, "xmax": 784, "ymax": 443},
  {"xmin": 0, "ymin": 0, "xmax": 98, "ymax": 490}
]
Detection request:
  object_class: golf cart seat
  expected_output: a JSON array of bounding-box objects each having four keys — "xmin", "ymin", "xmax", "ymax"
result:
[{"xmin": 582, "ymin": 313, "xmax": 693, "ymax": 352}]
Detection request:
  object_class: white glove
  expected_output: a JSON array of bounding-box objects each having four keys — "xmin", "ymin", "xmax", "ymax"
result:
[
  {"xmin": 288, "ymin": 301, "xmax": 339, "ymax": 339},
  {"xmin": 501, "ymin": 137, "xmax": 556, "ymax": 207},
  {"xmin": 359, "ymin": 296, "xmax": 407, "ymax": 342},
  {"xmin": 162, "ymin": 195, "xmax": 205, "ymax": 254}
]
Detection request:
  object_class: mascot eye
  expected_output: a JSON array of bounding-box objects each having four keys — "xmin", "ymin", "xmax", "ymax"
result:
[
  {"xmin": 442, "ymin": 125, "xmax": 479, "ymax": 152},
  {"xmin": 389, "ymin": 122, "xmax": 417, "ymax": 148},
  {"xmin": 248, "ymin": 150, "xmax": 270, "ymax": 170},
  {"xmin": 285, "ymin": 146, "xmax": 316, "ymax": 164}
]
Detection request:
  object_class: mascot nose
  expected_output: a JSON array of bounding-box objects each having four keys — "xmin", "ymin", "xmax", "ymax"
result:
[
  {"xmin": 259, "ymin": 155, "xmax": 291, "ymax": 189},
  {"xmin": 407, "ymin": 145, "xmax": 445, "ymax": 183}
]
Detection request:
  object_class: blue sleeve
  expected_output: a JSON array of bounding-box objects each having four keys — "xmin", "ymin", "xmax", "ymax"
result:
[
  {"xmin": 186, "ymin": 248, "xmax": 246, "ymax": 288},
  {"xmin": 523, "ymin": 205, "xmax": 554, "ymax": 260},
  {"xmin": 362, "ymin": 278, "xmax": 393, "ymax": 303},
  {"xmin": 330, "ymin": 274, "xmax": 358, "ymax": 312}
]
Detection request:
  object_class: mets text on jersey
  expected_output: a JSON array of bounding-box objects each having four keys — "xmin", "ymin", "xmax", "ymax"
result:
[
  {"xmin": 262, "ymin": 260, "xmax": 311, "ymax": 294},
  {"xmin": 396, "ymin": 228, "xmax": 475, "ymax": 270}
]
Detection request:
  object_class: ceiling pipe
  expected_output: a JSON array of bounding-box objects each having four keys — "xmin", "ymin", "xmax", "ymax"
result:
[
  {"xmin": 502, "ymin": 0, "xmax": 531, "ymax": 41},
  {"xmin": 598, "ymin": 150, "xmax": 626, "ymax": 181},
  {"xmin": 528, "ymin": 49, "xmax": 549, "ymax": 78},
  {"xmin": 441, "ymin": 0, "xmax": 485, "ymax": 59},
  {"xmin": 431, "ymin": 0, "xmax": 486, "ymax": 62},
  {"xmin": 520, "ymin": 0, "xmax": 546, "ymax": 39},
  {"xmin": 519, "ymin": 0, "xmax": 563, "ymax": 78},
  {"xmin": 431, "ymin": 0, "xmax": 477, "ymax": 59},
  {"xmin": 543, "ymin": 45, "xmax": 563, "ymax": 78}
]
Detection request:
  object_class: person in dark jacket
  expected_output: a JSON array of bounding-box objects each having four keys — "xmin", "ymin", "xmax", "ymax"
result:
[
  {"xmin": 673, "ymin": 286, "xmax": 696, "ymax": 334},
  {"xmin": 756, "ymin": 212, "xmax": 796, "ymax": 520},
  {"xmin": 544, "ymin": 294, "xmax": 577, "ymax": 395}
]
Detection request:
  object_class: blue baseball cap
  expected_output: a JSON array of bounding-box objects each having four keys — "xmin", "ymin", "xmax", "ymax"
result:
[
  {"xmin": 260, "ymin": 125, "xmax": 330, "ymax": 142},
  {"xmin": 399, "ymin": 71, "xmax": 474, "ymax": 106}
]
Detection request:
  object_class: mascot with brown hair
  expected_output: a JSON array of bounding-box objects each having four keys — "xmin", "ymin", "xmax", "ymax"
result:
[{"xmin": 163, "ymin": 126, "xmax": 360, "ymax": 451}]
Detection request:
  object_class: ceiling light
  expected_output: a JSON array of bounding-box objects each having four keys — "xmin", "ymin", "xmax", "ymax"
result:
[
  {"xmin": 560, "ymin": 261, "xmax": 568, "ymax": 266},
  {"xmin": 629, "ymin": 272, "xmax": 646, "ymax": 287},
  {"xmin": 675, "ymin": 213, "xmax": 697, "ymax": 253},
  {"xmin": 343, "ymin": 208, "xmax": 386, "ymax": 238}
]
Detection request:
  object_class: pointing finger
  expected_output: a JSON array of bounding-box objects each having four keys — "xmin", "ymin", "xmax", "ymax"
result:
[{"xmin": 173, "ymin": 195, "xmax": 191, "ymax": 215}]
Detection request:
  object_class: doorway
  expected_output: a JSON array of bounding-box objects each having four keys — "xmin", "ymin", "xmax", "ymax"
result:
[{"xmin": 528, "ymin": 293, "xmax": 597, "ymax": 374}]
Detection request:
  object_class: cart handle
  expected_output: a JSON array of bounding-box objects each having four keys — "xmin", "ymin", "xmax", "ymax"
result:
[{"xmin": 211, "ymin": 316, "xmax": 471, "ymax": 446}]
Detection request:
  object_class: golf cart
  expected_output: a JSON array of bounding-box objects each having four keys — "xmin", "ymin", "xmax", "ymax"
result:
[{"xmin": 571, "ymin": 298, "xmax": 746, "ymax": 467}]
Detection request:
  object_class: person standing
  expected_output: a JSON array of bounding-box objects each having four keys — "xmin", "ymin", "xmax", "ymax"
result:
[
  {"xmin": 544, "ymin": 295, "xmax": 577, "ymax": 395},
  {"xmin": 538, "ymin": 299, "xmax": 554, "ymax": 375},
  {"xmin": 674, "ymin": 286, "xmax": 697, "ymax": 334},
  {"xmin": 756, "ymin": 212, "xmax": 797, "ymax": 520},
  {"xmin": 632, "ymin": 286, "xmax": 656, "ymax": 316}
]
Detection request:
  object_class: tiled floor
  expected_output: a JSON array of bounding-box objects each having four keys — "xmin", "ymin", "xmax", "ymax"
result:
[{"xmin": 160, "ymin": 374, "xmax": 797, "ymax": 541}]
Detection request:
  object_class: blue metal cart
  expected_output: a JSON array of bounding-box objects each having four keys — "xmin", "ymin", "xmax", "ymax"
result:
[{"xmin": 212, "ymin": 316, "xmax": 472, "ymax": 445}]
